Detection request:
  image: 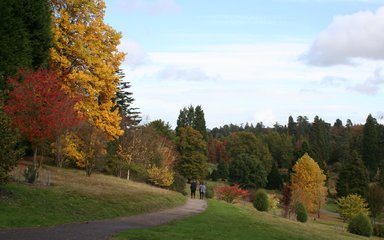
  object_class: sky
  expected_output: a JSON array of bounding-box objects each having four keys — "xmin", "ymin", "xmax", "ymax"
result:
[{"xmin": 104, "ymin": 0, "xmax": 384, "ymax": 129}]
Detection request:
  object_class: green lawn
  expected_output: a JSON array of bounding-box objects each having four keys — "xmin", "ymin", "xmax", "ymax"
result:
[
  {"xmin": 113, "ymin": 200, "xmax": 370, "ymax": 240},
  {"xmin": 325, "ymin": 198, "xmax": 338, "ymax": 213},
  {"xmin": 0, "ymin": 167, "xmax": 185, "ymax": 228}
]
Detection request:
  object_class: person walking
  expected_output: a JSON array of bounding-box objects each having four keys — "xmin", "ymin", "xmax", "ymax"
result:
[
  {"xmin": 190, "ymin": 180, "xmax": 197, "ymax": 199},
  {"xmin": 199, "ymin": 182, "xmax": 206, "ymax": 200}
]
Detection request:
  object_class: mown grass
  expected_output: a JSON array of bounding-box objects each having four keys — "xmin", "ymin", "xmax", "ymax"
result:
[
  {"xmin": 325, "ymin": 198, "xmax": 338, "ymax": 213},
  {"xmin": 0, "ymin": 166, "xmax": 185, "ymax": 228},
  {"xmin": 113, "ymin": 200, "xmax": 372, "ymax": 240}
]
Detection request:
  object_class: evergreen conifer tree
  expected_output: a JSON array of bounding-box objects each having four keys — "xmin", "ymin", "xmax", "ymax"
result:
[
  {"xmin": 362, "ymin": 114, "xmax": 379, "ymax": 178},
  {"xmin": 0, "ymin": 0, "xmax": 52, "ymax": 93},
  {"xmin": 21, "ymin": 0, "xmax": 52, "ymax": 69},
  {"xmin": 217, "ymin": 159, "xmax": 229, "ymax": 180},
  {"xmin": 336, "ymin": 151, "xmax": 369, "ymax": 198},
  {"xmin": 266, "ymin": 163, "xmax": 283, "ymax": 190},
  {"xmin": 0, "ymin": 0, "xmax": 31, "ymax": 91},
  {"xmin": 193, "ymin": 105, "xmax": 207, "ymax": 141},
  {"xmin": 112, "ymin": 71, "xmax": 141, "ymax": 128},
  {"xmin": 309, "ymin": 116, "xmax": 330, "ymax": 169},
  {"xmin": 176, "ymin": 107, "xmax": 188, "ymax": 135},
  {"xmin": 176, "ymin": 105, "xmax": 207, "ymax": 140},
  {"xmin": 288, "ymin": 115, "xmax": 297, "ymax": 138}
]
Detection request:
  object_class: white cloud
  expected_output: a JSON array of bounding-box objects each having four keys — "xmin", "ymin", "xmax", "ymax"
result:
[
  {"xmin": 321, "ymin": 76, "xmax": 348, "ymax": 87},
  {"xmin": 119, "ymin": 39, "xmax": 150, "ymax": 67},
  {"xmin": 115, "ymin": 0, "xmax": 180, "ymax": 14},
  {"xmin": 301, "ymin": 6, "xmax": 384, "ymax": 66},
  {"xmin": 253, "ymin": 110, "xmax": 278, "ymax": 126},
  {"xmin": 207, "ymin": 15, "xmax": 282, "ymax": 25},
  {"xmin": 157, "ymin": 65, "xmax": 220, "ymax": 82},
  {"xmin": 122, "ymin": 41, "xmax": 384, "ymax": 128},
  {"xmin": 349, "ymin": 68, "xmax": 384, "ymax": 95}
]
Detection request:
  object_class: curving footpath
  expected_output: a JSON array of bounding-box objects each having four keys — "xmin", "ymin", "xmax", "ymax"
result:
[{"xmin": 0, "ymin": 198, "xmax": 207, "ymax": 240}]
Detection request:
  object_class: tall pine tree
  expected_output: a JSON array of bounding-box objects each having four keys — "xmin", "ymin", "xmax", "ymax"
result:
[
  {"xmin": 112, "ymin": 71, "xmax": 141, "ymax": 128},
  {"xmin": 362, "ymin": 114, "xmax": 379, "ymax": 178},
  {"xmin": 193, "ymin": 105, "xmax": 207, "ymax": 141},
  {"xmin": 309, "ymin": 116, "xmax": 330, "ymax": 170},
  {"xmin": 0, "ymin": 0, "xmax": 51, "ymax": 93},
  {"xmin": 176, "ymin": 105, "xmax": 207, "ymax": 140},
  {"xmin": 22, "ymin": 0, "xmax": 52, "ymax": 69},
  {"xmin": 288, "ymin": 115, "xmax": 297, "ymax": 138},
  {"xmin": 336, "ymin": 151, "xmax": 369, "ymax": 198}
]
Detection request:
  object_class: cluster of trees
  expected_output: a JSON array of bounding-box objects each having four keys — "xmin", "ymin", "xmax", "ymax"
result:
[
  {"xmin": 0, "ymin": 0, "xmax": 140, "ymax": 183},
  {"xmin": 1, "ymin": 5, "xmax": 384, "ymax": 230},
  {"xmin": 206, "ymin": 114, "xmax": 384, "ymax": 233},
  {"xmin": 209, "ymin": 115, "xmax": 384, "ymax": 186}
]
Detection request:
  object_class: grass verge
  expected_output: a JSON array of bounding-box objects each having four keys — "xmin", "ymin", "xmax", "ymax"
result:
[
  {"xmin": 0, "ymin": 166, "xmax": 185, "ymax": 228},
  {"xmin": 113, "ymin": 199, "xmax": 370, "ymax": 240}
]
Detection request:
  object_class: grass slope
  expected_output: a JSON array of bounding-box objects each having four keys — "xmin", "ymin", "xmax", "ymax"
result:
[
  {"xmin": 114, "ymin": 200, "xmax": 371, "ymax": 240},
  {"xmin": 0, "ymin": 166, "xmax": 185, "ymax": 228}
]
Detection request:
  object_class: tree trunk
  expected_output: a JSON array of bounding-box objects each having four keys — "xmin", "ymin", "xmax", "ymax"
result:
[
  {"xmin": 33, "ymin": 147, "xmax": 38, "ymax": 168},
  {"xmin": 56, "ymin": 135, "xmax": 63, "ymax": 168},
  {"xmin": 127, "ymin": 169, "xmax": 130, "ymax": 181}
]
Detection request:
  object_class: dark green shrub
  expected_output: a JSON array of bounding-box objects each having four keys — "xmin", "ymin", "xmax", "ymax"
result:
[
  {"xmin": 295, "ymin": 202, "xmax": 308, "ymax": 223},
  {"xmin": 170, "ymin": 172, "xmax": 187, "ymax": 195},
  {"xmin": 373, "ymin": 224, "xmax": 384, "ymax": 237},
  {"xmin": 348, "ymin": 212, "xmax": 372, "ymax": 237},
  {"xmin": 253, "ymin": 189, "xmax": 269, "ymax": 211},
  {"xmin": 23, "ymin": 165, "xmax": 38, "ymax": 184},
  {"xmin": 266, "ymin": 164, "xmax": 283, "ymax": 190},
  {"xmin": 0, "ymin": 110, "xmax": 24, "ymax": 184},
  {"xmin": 210, "ymin": 169, "xmax": 219, "ymax": 181}
]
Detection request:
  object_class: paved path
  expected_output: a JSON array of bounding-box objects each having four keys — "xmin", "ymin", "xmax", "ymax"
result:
[{"xmin": 0, "ymin": 198, "xmax": 207, "ymax": 240}]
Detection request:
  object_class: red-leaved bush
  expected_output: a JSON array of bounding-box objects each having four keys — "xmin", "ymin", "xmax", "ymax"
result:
[
  {"xmin": 4, "ymin": 68, "xmax": 81, "ymax": 145},
  {"xmin": 215, "ymin": 184, "xmax": 249, "ymax": 203}
]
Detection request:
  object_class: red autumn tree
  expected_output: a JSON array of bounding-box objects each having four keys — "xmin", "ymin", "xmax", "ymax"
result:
[
  {"xmin": 208, "ymin": 139, "xmax": 229, "ymax": 163},
  {"xmin": 281, "ymin": 184, "xmax": 293, "ymax": 218},
  {"xmin": 4, "ymin": 68, "xmax": 81, "ymax": 165}
]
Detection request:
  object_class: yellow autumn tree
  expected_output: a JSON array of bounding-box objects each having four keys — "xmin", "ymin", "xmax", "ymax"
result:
[
  {"xmin": 147, "ymin": 166, "xmax": 174, "ymax": 187},
  {"xmin": 50, "ymin": 0, "xmax": 125, "ymax": 139},
  {"xmin": 291, "ymin": 153, "xmax": 327, "ymax": 218},
  {"xmin": 63, "ymin": 123, "xmax": 108, "ymax": 176}
]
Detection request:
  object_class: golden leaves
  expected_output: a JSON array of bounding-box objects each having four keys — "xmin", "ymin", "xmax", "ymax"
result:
[
  {"xmin": 50, "ymin": 0, "xmax": 125, "ymax": 139},
  {"xmin": 291, "ymin": 153, "xmax": 327, "ymax": 213}
]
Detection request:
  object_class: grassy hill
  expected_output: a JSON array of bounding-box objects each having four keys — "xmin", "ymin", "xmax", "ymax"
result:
[
  {"xmin": 0, "ymin": 166, "xmax": 185, "ymax": 228},
  {"xmin": 114, "ymin": 200, "xmax": 374, "ymax": 240}
]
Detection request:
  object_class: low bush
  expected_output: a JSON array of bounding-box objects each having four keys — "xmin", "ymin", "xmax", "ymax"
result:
[
  {"xmin": 23, "ymin": 165, "xmax": 38, "ymax": 184},
  {"xmin": 215, "ymin": 184, "xmax": 249, "ymax": 203},
  {"xmin": 147, "ymin": 166, "xmax": 174, "ymax": 187},
  {"xmin": 170, "ymin": 172, "xmax": 187, "ymax": 195},
  {"xmin": 348, "ymin": 212, "xmax": 372, "ymax": 237},
  {"xmin": 336, "ymin": 194, "xmax": 369, "ymax": 222},
  {"xmin": 295, "ymin": 202, "xmax": 308, "ymax": 223},
  {"xmin": 253, "ymin": 189, "xmax": 269, "ymax": 211},
  {"xmin": 205, "ymin": 185, "xmax": 214, "ymax": 199}
]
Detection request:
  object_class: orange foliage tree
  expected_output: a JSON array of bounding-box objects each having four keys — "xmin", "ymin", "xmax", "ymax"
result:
[
  {"xmin": 50, "ymin": 0, "xmax": 125, "ymax": 139},
  {"xmin": 291, "ymin": 153, "xmax": 327, "ymax": 218}
]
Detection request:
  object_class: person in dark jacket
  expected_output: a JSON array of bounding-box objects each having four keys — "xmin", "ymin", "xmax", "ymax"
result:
[{"xmin": 190, "ymin": 180, "xmax": 197, "ymax": 199}]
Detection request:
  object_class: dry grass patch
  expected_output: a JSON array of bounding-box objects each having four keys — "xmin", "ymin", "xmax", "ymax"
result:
[
  {"xmin": 1, "ymin": 166, "xmax": 186, "ymax": 228},
  {"xmin": 47, "ymin": 166, "xmax": 175, "ymax": 197}
]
